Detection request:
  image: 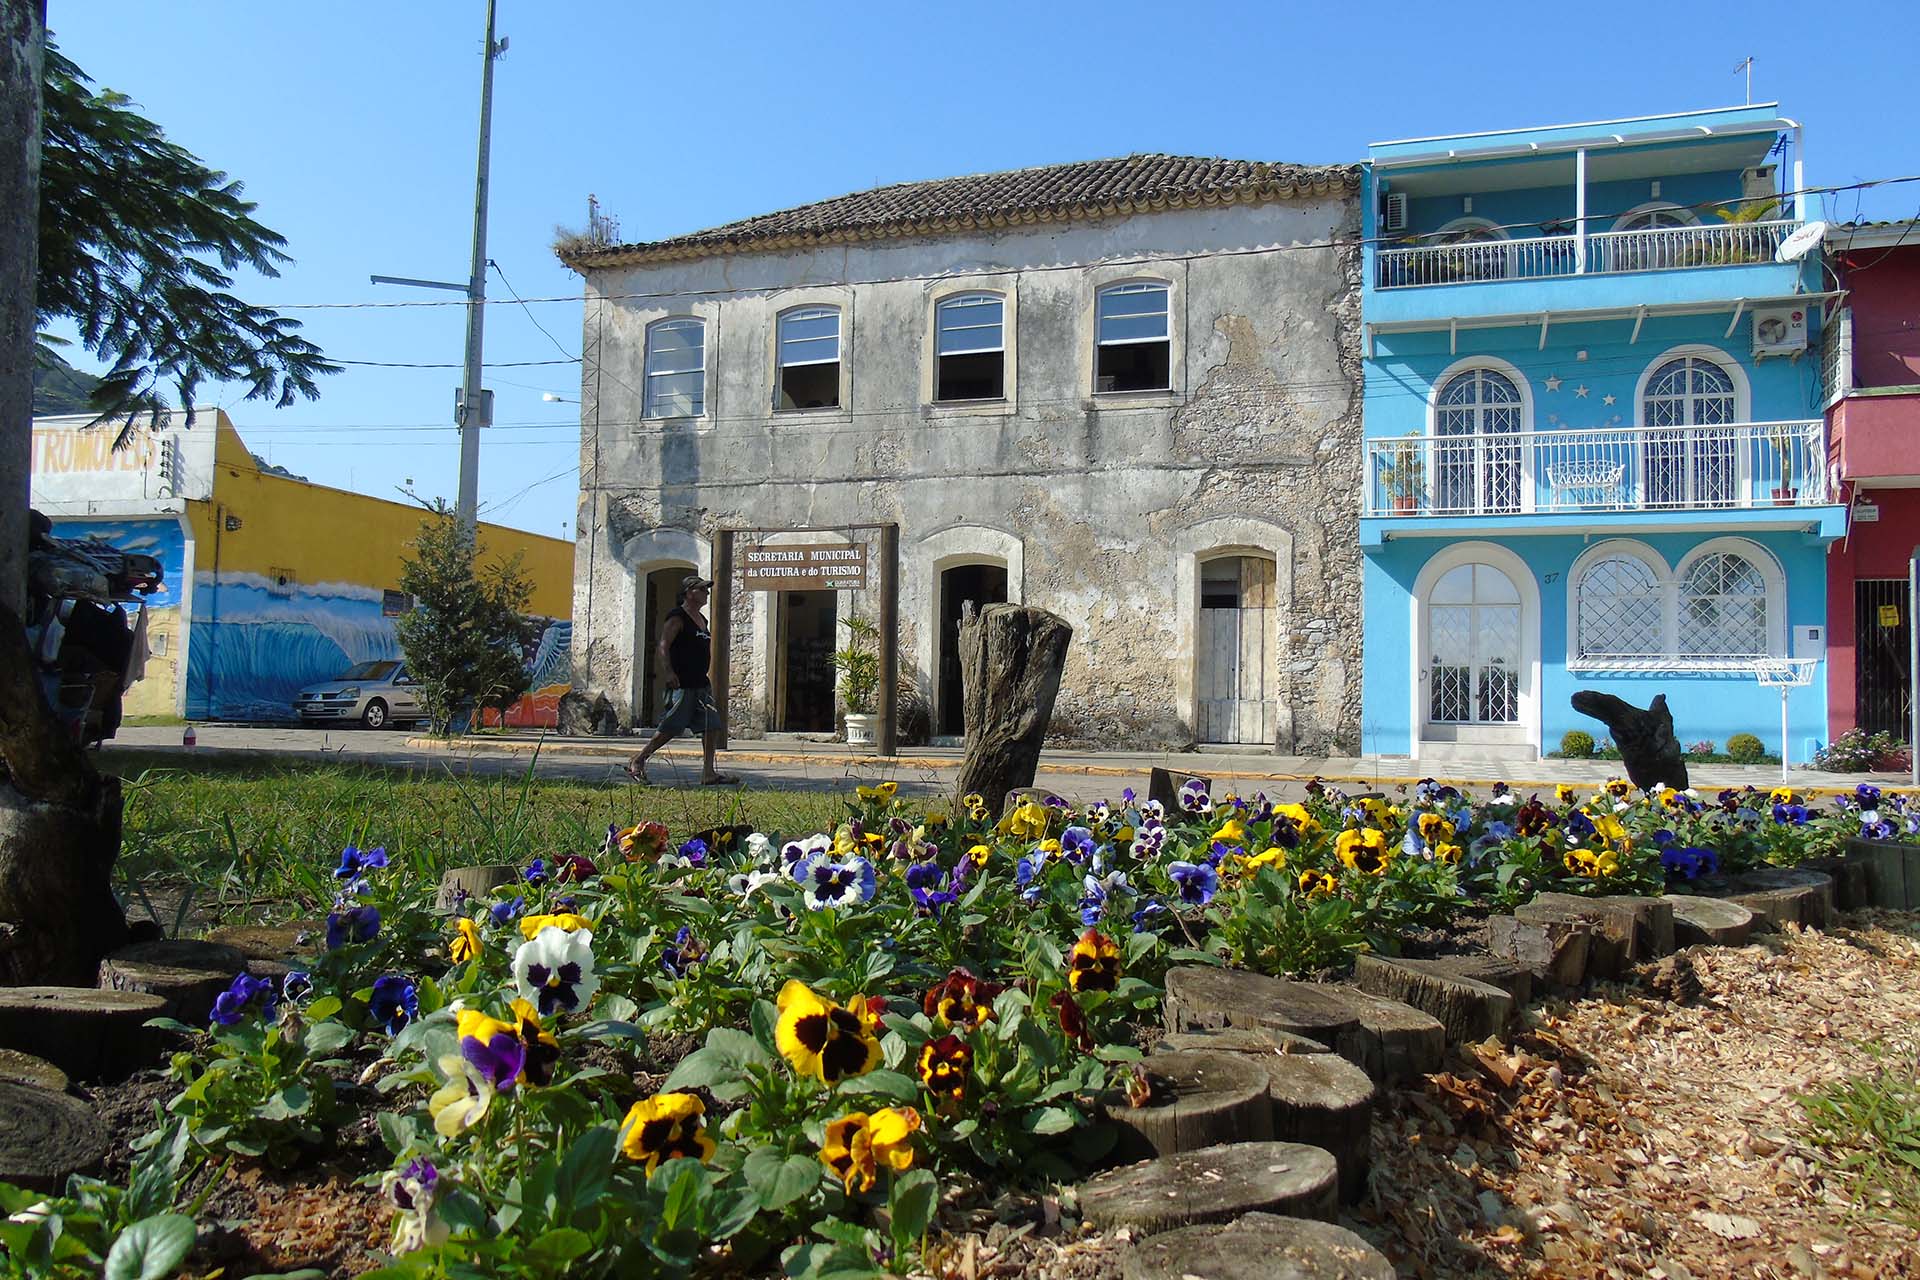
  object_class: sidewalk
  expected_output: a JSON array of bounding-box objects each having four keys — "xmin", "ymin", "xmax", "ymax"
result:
[{"xmin": 405, "ymin": 729, "xmax": 1906, "ymax": 796}]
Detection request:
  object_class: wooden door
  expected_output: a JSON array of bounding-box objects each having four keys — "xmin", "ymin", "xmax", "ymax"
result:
[{"xmin": 1198, "ymin": 557, "xmax": 1274, "ymax": 745}]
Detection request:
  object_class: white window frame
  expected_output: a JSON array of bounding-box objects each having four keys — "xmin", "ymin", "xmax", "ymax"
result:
[
  {"xmin": 1430, "ymin": 216, "xmax": 1514, "ymax": 280},
  {"xmin": 774, "ymin": 304, "xmax": 842, "ymax": 412},
  {"xmin": 1610, "ymin": 201, "xmax": 1699, "ymax": 232},
  {"xmin": 1570, "ymin": 540, "xmax": 1671, "ymax": 664},
  {"xmin": 643, "ymin": 316, "xmax": 706, "ymax": 420},
  {"xmin": 1566, "ymin": 536, "xmax": 1786, "ymax": 672},
  {"xmin": 1675, "ymin": 539, "xmax": 1779, "ymax": 660},
  {"xmin": 933, "ymin": 292, "xmax": 1006, "ymax": 403},
  {"xmin": 1427, "ymin": 357, "xmax": 1532, "ymax": 515},
  {"xmin": 1094, "ymin": 279, "xmax": 1173, "ymax": 394},
  {"xmin": 1634, "ymin": 345, "xmax": 1750, "ymax": 509}
]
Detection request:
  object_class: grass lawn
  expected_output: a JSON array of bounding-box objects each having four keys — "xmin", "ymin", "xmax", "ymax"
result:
[{"xmin": 104, "ymin": 752, "xmax": 853, "ymax": 921}]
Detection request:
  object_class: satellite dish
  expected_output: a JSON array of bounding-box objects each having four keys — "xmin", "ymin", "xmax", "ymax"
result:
[{"xmin": 1775, "ymin": 220, "xmax": 1829, "ymax": 263}]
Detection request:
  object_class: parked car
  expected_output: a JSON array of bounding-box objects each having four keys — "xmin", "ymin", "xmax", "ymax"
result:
[{"xmin": 294, "ymin": 660, "xmax": 421, "ymax": 728}]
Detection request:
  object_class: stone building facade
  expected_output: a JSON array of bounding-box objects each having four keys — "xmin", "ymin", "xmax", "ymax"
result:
[{"xmin": 559, "ymin": 155, "xmax": 1365, "ymax": 752}]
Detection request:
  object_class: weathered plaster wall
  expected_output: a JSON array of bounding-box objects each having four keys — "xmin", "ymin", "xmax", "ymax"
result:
[{"xmin": 569, "ymin": 195, "xmax": 1365, "ymax": 751}]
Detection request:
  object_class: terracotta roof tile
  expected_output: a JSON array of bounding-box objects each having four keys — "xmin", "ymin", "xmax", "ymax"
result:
[{"xmin": 560, "ymin": 153, "xmax": 1358, "ymax": 270}]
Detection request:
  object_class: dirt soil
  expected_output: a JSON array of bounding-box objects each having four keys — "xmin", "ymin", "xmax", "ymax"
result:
[{"xmin": 980, "ymin": 912, "xmax": 1920, "ymax": 1280}]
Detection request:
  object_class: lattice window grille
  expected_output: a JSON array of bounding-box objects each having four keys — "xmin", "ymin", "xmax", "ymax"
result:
[
  {"xmin": 1679, "ymin": 552, "xmax": 1767, "ymax": 657},
  {"xmin": 1578, "ymin": 557, "xmax": 1664, "ymax": 658}
]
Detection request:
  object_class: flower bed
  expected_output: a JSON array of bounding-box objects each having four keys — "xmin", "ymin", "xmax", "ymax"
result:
[{"xmin": 3, "ymin": 777, "xmax": 1911, "ymax": 1277}]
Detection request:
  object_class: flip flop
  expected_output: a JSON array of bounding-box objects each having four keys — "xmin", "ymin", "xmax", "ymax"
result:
[{"xmin": 701, "ymin": 773, "xmax": 740, "ymax": 786}]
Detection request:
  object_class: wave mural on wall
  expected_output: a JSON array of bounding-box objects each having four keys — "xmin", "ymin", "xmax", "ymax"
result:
[
  {"xmin": 480, "ymin": 619, "xmax": 573, "ymax": 728},
  {"xmin": 48, "ymin": 518, "xmax": 184, "ymax": 608},
  {"xmin": 186, "ymin": 573, "xmax": 401, "ymax": 721}
]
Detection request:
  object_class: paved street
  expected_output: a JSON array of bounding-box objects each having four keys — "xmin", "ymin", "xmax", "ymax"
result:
[{"xmin": 100, "ymin": 724, "xmax": 1908, "ymax": 805}]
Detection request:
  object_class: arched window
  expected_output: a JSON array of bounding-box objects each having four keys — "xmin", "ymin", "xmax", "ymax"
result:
[
  {"xmin": 776, "ymin": 306, "xmax": 841, "ymax": 410},
  {"xmin": 1609, "ymin": 203, "xmax": 1699, "ymax": 271},
  {"xmin": 1642, "ymin": 354, "xmax": 1737, "ymax": 506},
  {"xmin": 1613, "ymin": 203, "xmax": 1697, "ymax": 233},
  {"xmin": 1576, "ymin": 554, "xmax": 1664, "ymax": 660},
  {"xmin": 1427, "ymin": 562, "xmax": 1521, "ymax": 724},
  {"xmin": 935, "ymin": 293, "xmax": 1005, "ymax": 401},
  {"xmin": 1434, "ymin": 368, "xmax": 1523, "ymax": 514},
  {"xmin": 1095, "ymin": 281, "xmax": 1170, "ymax": 393},
  {"xmin": 1679, "ymin": 550, "xmax": 1768, "ymax": 657},
  {"xmin": 643, "ymin": 317, "xmax": 705, "ymax": 418},
  {"xmin": 1429, "ymin": 217, "xmax": 1510, "ymax": 282}
]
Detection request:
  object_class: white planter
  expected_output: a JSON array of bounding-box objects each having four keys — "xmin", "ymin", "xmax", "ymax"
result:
[{"xmin": 844, "ymin": 713, "xmax": 876, "ymax": 748}]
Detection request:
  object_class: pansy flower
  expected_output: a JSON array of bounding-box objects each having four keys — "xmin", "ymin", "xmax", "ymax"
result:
[
  {"xmin": 281, "ymin": 971, "xmax": 312, "ymax": 1003},
  {"xmin": 1060, "ymin": 825, "xmax": 1097, "ymax": 861},
  {"xmin": 508, "ymin": 998, "xmax": 561, "ymax": 1087},
  {"xmin": 326, "ymin": 904, "xmax": 381, "ymax": 950},
  {"xmin": 428, "ymin": 1053, "xmax": 495, "ymax": 1137},
  {"xmin": 552, "ymin": 853, "xmax": 598, "ymax": 883},
  {"xmin": 381, "ymin": 1157, "xmax": 449, "ymax": 1254},
  {"xmin": 1131, "ymin": 898, "xmax": 1168, "ymax": 932},
  {"xmin": 334, "ymin": 844, "xmax": 389, "ymax": 880},
  {"xmin": 513, "ymin": 924, "xmax": 599, "ymax": 1017},
  {"xmin": 489, "ymin": 895, "xmax": 525, "ymax": 927},
  {"xmin": 1079, "ymin": 868, "xmax": 1131, "ymax": 926},
  {"xmin": 1772, "ymin": 802, "xmax": 1810, "ymax": 826},
  {"xmin": 1068, "ymin": 928, "xmax": 1121, "ymax": 994},
  {"xmin": 369, "ymin": 975, "xmax": 418, "ymax": 1035},
  {"xmin": 923, "ymin": 968, "xmax": 1003, "ymax": 1030},
  {"xmin": 449, "ymin": 917, "xmax": 483, "ymax": 965},
  {"xmin": 917, "ymin": 1034, "xmax": 972, "ymax": 1101},
  {"xmin": 1335, "ymin": 828, "xmax": 1392, "ymax": 875},
  {"xmin": 456, "ymin": 1008, "xmax": 527, "ymax": 1089},
  {"xmin": 855, "ymin": 780, "xmax": 900, "ymax": 803},
  {"xmin": 1002, "ymin": 801, "xmax": 1050, "ymax": 841},
  {"xmin": 618, "ymin": 1092, "xmax": 716, "ymax": 1172},
  {"xmin": 1050, "ymin": 990, "xmax": 1094, "ymax": 1051},
  {"xmin": 612, "ymin": 820, "xmax": 671, "ymax": 860},
  {"xmin": 1167, "ymin": 860, "xmax": 1218, "ymax": 906},
  {"xmin": 795, "ymin": 853, "xmax": 878, "ymax": 910},
  {"xmin": 659, "ymin": 839, "xmax": 707, "ymax": 870},
  {"xmin": 1416, "ymin": 813, "xmax": 1455, "ymax": 847},
  {"xmin": 523, "ymin": 858, "xmax": 548, "ymax": 885},
  {"xmin": 1563, "ymin": 845, "xmax": 1620, "ymax": 877},
  {"xmin": 210, "ymin": 972, "xmax": 277, "ymax": 1027},
  {"xmin": 659, "ymin": 925, "xmax": 705, "ymax": 978},
  {"xmin": 1432, "ymin": 841, "xmax": 1463, "ymax": 866},
  {"xmin": 775, "ymin": 980, "xmax": 882, "ymax": 1084},
  {"xmin": 1297, "ymin": 868, "xmax": 1337, "ymax": 898},
  {"xmin": 1555, "ymin": 784, "xmax": 1579, "ymax": 805},
  {"xmin": 820, "ymin": 1107, "xmax": 920, "ymax": 1194},
  {"xmin": 1660, "ymin": 844, "xmax": 1718, "ymax": 881},
  {"xmin": 1177, "ymin": 778, "xmax": 1213, "ymax": 814},
  {"xmin": 517, "ymin": 912, "xmax": 592, "ymax": 941},
  {"xmin": 904, "ymin": 861, "xmax": 957, "ymax": 915},
  {"xmin": 1515, "ymin": 800, "xmax": 1557, "ymax": 838},
  {"xmin": 727, "ymin": 866, "xmax": 783, "ymax": 898}
]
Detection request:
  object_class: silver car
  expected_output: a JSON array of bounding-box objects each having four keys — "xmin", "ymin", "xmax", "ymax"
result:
[{"xmin": 294, "ymin": 660, "xmax": 422, "ymax": 729}]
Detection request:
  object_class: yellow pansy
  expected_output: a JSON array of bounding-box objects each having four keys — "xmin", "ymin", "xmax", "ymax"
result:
[
  {"xmin": 518, "ymin": 912, "xmax": 592, "ymax": 941},
  {"xmin": 449, "ymin": 917, "xmax": 483, "ymax": 964}
]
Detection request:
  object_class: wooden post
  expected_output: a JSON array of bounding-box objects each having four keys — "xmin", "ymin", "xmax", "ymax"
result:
[
  {"xmin": 877, "ymin": 522, "xmax": 899, "ymax": 757},
  {"xmin": 712, "ymin": 529, "xmax": 734, "ymax": 751}
]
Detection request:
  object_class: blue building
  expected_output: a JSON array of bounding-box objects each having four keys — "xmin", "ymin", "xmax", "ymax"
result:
[{"xmin": 1359, "ymin": 106, "xmax": 1843, "ymax": 762}]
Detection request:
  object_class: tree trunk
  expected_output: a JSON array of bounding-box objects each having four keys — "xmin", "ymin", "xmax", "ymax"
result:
[
  {"xmin": 0, "ymin": 602, "xmax": 129, "ymax": 985},
  {"xmin": 1079, "ymin": 1142, "xmax": 1338, "ymax": 1237},
  {"xmin": 952, "ymin": 604, "xmax": 1071, "ymax": 809},
  {"xmin": 0, "ymin": 0, "xmax": 45, "ymax": 618}
]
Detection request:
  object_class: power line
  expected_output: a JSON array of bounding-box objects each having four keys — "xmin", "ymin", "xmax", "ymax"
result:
[
  {"xmin": 490, "ymin": 259, "xmax": 579, "ymax": 361},
  {"xmin": 332, "ymin": 356, "xmax": 578, "ymax": 369}
]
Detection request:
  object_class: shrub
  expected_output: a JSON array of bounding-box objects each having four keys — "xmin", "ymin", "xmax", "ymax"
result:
[
  {"xmin": 1559, "ymin": 730, "xmax": 1595, "ymax": 758},
  {"xmin": 1726, "ymin": 732, "xmax": 1766, "ymax": 763},
  {"xmin": 1686, "ymin": 739, "xmax": 1715, "ymax": 758},
  {"xmin": 1811, "ymin": 728, "xmax": 1909, "ymax": 773}
]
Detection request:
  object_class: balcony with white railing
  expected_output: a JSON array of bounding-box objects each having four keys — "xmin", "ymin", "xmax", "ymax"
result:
[
  {"xmin": 1363, "ymin": 419, "xmax": 1830, "ymax": 521},
  {"xmin": 1374, "ymin": 221, "xmax": 1801, "ymax": 290}
]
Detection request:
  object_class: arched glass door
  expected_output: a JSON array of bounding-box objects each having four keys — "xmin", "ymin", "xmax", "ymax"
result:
[
  {"xmin": 1642, "ymin": 356, "xmax": 1737, "ymax": 507},
  {"xmin": 1427, "ymin": 563, "xmax": 1520, "ymax": 726},
  {"xmin": 1435, "ymin": 369, "xmax": 1523, "ymax": 515}
]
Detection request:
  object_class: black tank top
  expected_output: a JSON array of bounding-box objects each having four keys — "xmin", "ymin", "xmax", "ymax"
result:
[{"xmin": 666, "ymin": 605, "xmax": 711, "ymax": 688}]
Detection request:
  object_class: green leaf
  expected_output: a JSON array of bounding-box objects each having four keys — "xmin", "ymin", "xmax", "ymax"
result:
[
  {"xmin": 304, "ymin": 996, "xmax": 343, "ymax": 1022},
  {"xmin": 838, "ymin": 1069, "xmax": 919, "ymax": 1103},
  {"xmin": 255, "ymin": 1083, "xmax": 312, "ymax": 1122},
  {"xmin": 1021, "ymin": 1106, "xmax": 1077, "ymax": 1135},
  {"xmin": 103, "ymin": 1213, "xmax": 196, "ymax": 1280},
  {"xmin": 303, "ymin": 1022, "xmax": 354, "ymax": 1056},
  {"xmin": 745, "ymin": 1148, "xmax": 821, "ymax": 1211},
  {"xmin": 661, "ymin": 1046, "xmax": 733, "ymax": 1092},
  {"xmin": 555, "ymin": 1126, "xmax": 617, "ymax": 1211},
  {"xmin": 706, "ymin": 1026, "xmax": 774, "ymax": 1069},
  {"xmin": 750, "ymin": 998, "xmax": 781, "ymax": 1054},
  {"xmin": 376, "ymin": 1111, "xmax": 418, "ymax": 1157},
  {"xmin": 888, "ymin": 1168, "xmax": 938, "ymax": 1254},
  {"xmin": 525, "ymin": 1227, "xmax": 592, "ymax": 1265}
]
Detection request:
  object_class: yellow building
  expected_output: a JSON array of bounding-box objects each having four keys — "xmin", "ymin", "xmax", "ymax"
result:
[{"xmin": 30, "ymin": 410, "xmax": 573, "ymax": 722}]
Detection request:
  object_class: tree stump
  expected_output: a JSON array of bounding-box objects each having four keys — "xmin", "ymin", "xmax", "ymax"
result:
[
  {"xmin": 1488, "ymin": 908, "xmax": 1593, "ymax": 988},
  {"xmin": 1843, "ymin": 836, "xmax": 1919, "ymax": 910},
  {"xmin": 1661, "ymin": 894, "xmax": 1755, "ymax": 947},
  {"xmin": 0, "ymin": 1081, "xmax": 110, "ymax": 1192},
  {"xmin": 1160, "ymin": 1026, "xmax": 1331, "ymax": 1056},
  {"xmin": 1800, "ymin": 853, "xmax": 1869, "ymax": 912},
  {"xmin": 435, "ymin": 864, "xmax": 520, "ymax": 914},
  {"xmin": 1710, "ymin": 867, "xmax": 1833, "ymax": 930},
  {"xmin": 1097, "ymin": 1051, "xmax": 1273, "ymax": 1162},
  {"xmin": 1147, "ymin": 767, "xmax": 1210, "ymax": 815},
  {"xmin": 0, "ymin": 1047, "xmax": 67, "ymax": 1092},
  {"xmin": 1338, "ymin": 989, "xmax": 1445, "ymax": 1085},
  {"xmin": 1523, "ymin": 893, "xmax": 1674, "ymax": 978},
  {"xmin": 1353, "ymin": 954, "xmax": 1515, "ymax": 1044},
  {"xmin": 1079, "ymin": 1142, "xmax": 1337, "ymax": 1237},
  {"xmin": 1163, "ymin": 967, "xmax": 1362, "ymax": 1050},
  {"xmin": 1263, "ymin": 1052, "xmax": 1376, "ymax": 1205},
  {"xmin": 98, "ymin": 939, "xmax": 248, "ymax": 1024},
  {"xmin": 1568, "ymin": 691, "xmax": 1687, "ymax": 791},
  {"xmin": 951, "ymin": 604, "xmax": 1072, "ymax": 810},
  {"xmin": 0, "ymin": 986, "xmax": 168, "ymax": 1081},
  {"xmin": 1123, "ymin": 1212, "xmax": 1397, "ymax": 1280},
  {"xmin": 202, "ymin": 924, "xmax": 311, "ymax": 981}
]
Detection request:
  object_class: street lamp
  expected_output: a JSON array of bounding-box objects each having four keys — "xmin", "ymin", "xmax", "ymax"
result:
[{"xmin": 542, "ymin": 392, "xmax": 576, "ymax": 404}]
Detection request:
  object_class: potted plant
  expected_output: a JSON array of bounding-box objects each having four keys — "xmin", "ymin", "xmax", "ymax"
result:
[
  {"xmin": 831, "ymin": 616, "xmax": 881, "ymax": 748},
  {"xmin": 1764, "ymin": 425, "xmax": 1799, "ymax": 504},
  {"xmin": 1377, "ymin": 435, "xmax": 1425, "ymax": 511}
]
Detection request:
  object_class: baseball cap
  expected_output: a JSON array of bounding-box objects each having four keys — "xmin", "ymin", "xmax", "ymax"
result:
[{"xmin": 679, "ymin": 575, "xmax": 714, "ymax": 595}]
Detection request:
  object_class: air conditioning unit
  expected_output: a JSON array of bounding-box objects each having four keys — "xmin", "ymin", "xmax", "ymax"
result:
[
  {"xmin": 1380, "ymin": 191, "xmax": 1408, "ymax": 234},
  {"xmin": 1753, "ymin": 305, "xmax": 1808, "ymax": 358}
]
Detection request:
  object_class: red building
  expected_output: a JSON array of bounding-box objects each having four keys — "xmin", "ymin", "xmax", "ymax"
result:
[{"xmin": 1825, "ymin": 222, "xmax": 1920, "ymax": 740}]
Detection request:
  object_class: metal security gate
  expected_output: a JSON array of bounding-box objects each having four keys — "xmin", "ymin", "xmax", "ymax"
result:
[
  {"xmin": 1856, "ymin": 579, "xmax": 1911, "ymax": 738},
  {"xmin": 1197, "ymin": 556, "xmax": 1274, "ymax": 745}
]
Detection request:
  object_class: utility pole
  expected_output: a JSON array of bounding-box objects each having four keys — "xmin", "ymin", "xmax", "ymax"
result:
[{"xmin": 371, "ymin": 0, "xmax": 505, "ymax": 533}]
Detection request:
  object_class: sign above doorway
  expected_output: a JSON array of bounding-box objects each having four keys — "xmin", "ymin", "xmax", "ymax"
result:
[{"xmin": 741, "ymin": 542, "xmax": 869, "ymax": 591}]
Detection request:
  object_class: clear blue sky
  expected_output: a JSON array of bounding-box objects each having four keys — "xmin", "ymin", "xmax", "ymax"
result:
[{"xmin": 46, "ymin": 0, "xmax": 1919, "ymax": 541}]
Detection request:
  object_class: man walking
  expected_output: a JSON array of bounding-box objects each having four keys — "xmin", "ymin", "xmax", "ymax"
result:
[{"xmin": 625, "ymin": 575, "xmax": 737, "ymax": 786}]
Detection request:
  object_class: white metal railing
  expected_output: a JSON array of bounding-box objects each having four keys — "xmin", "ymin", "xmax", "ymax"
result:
[
  {"xmin": 1375, "ymin": 221, "xmax": 1800, "ymax": 289},
  {"xmin": 1364, "ymin": 420, "xmax": 1828, "ymax": 517}
]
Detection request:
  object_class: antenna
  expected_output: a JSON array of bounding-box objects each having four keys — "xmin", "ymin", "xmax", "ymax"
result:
[{"xmin": 1734, "ymin": 56, "xmax": 1754, "ymax": 104}]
